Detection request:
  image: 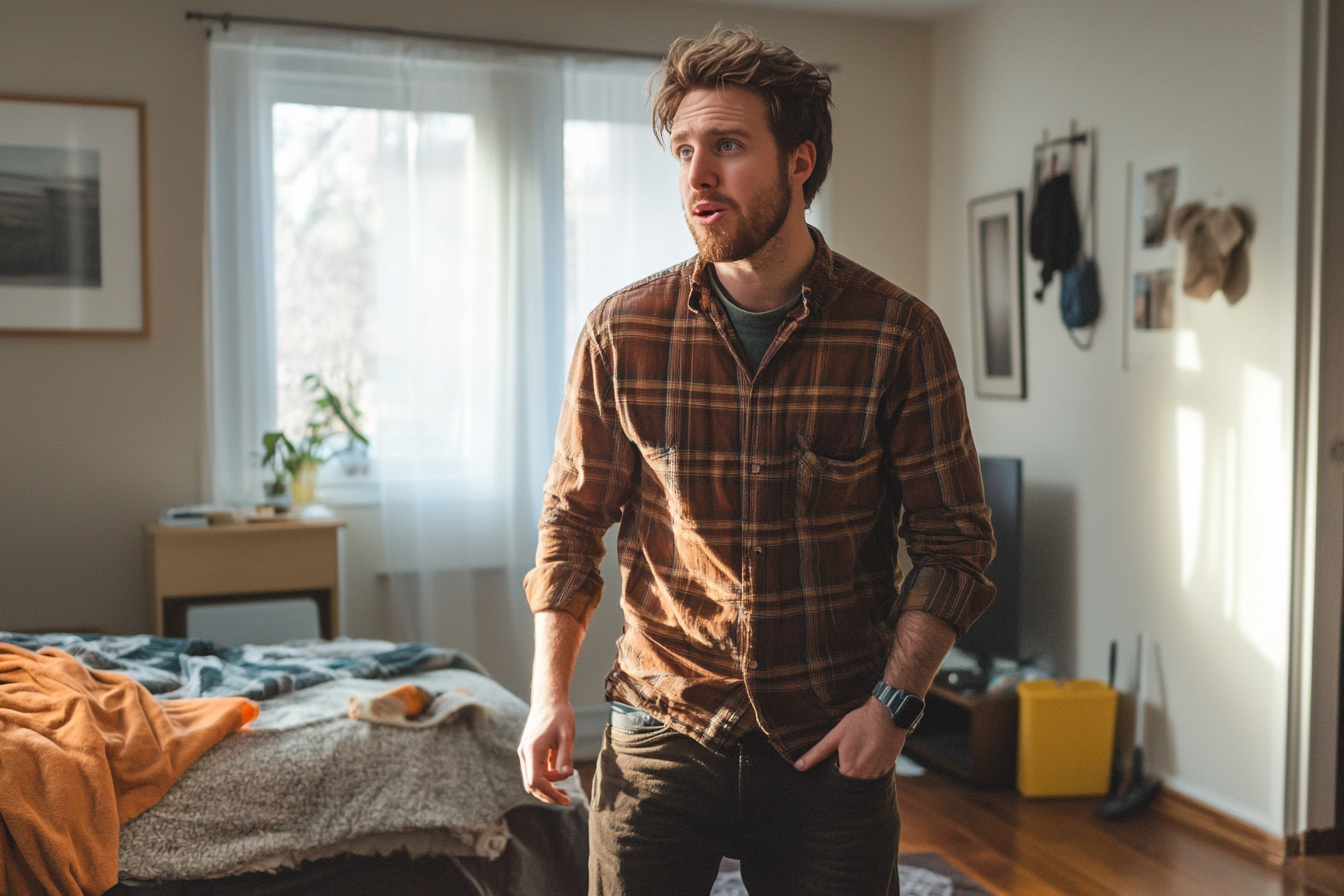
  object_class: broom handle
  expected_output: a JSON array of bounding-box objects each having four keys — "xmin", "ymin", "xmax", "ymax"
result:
[{"xmin": 1134, "ymin": 633, "xmax": 1148, "ymax": 748}]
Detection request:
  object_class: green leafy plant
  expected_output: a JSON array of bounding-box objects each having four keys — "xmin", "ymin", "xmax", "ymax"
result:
[{"xmin": 262, "ymin": 374, "xmax": 369, "ymax": 494}]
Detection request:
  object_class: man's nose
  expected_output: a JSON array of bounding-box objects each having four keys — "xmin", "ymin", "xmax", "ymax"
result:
[{"xmin": 687, "ymin": 150, "xmax": 717, "ymax": 191}]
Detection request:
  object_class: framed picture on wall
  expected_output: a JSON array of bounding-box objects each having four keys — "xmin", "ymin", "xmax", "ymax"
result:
[
  {"xmin": 967, "ymin": 190, "xmax": 1025, "ymax": 399},
  {"xmin": 0, "ymin": 95, "xmax": 148, "ymax": 336},
  {"xmin": 1122, "ymin": 156, "xmax": 1187, "ymax": 368}
]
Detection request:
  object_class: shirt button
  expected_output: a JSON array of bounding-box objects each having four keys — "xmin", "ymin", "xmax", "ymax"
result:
[
  {"xmin": 750, "ymin": 463, "xmax": 761, "ymax": 474},
  {"xmin": 753, "ymin": 547, "xmax": 763, "ymax": 555},
  {"xmin": 749, "ymin": 660, "xmax": 759, "ymax": 670}
]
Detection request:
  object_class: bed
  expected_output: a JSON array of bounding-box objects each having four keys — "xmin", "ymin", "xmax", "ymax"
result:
[{"xmin": 0, "ymin": 633, "xmax": 587, "ymax": 896}]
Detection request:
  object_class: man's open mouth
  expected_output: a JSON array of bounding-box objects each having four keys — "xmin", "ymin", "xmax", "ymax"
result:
[{"xmin": 691, "ymin": 202, "xmax": 728, "ymax": 225}]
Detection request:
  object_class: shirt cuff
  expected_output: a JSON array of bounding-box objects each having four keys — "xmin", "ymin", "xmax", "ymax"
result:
[
  {"xmin": 899, "ymin": 565, "xmax": 996, "ymax": 637},
  {"xmin": 523, "ymin": 564, "xmax": 602, "ymax": 628}
]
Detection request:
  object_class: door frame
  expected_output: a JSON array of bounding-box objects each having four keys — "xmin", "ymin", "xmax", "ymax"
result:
[{"xmin": 1288, "ymin": 0, "xmax": 1344, "ymax": 854}]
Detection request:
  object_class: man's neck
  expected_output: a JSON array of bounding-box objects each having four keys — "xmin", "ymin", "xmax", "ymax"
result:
[{"xmin": 711, "ymin": 213, "xmax": 816, "ymax": 312}]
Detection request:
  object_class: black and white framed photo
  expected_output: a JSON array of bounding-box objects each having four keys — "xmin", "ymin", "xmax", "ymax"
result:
[
  {"xmin": 0, "ymin": 95, "xmax": 148, "ymax": 336},
  {"xmin": 968, "ymin": 190, "xmax": 1025, "ymax": 399}
]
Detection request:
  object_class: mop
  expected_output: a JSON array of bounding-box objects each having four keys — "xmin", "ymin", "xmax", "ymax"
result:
[{"xmin": 1094, "ymin": 633, "xmax": 1161, "ymax": 819}]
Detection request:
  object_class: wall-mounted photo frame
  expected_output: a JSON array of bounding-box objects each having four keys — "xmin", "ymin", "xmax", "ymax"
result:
[
  {"xmin": 0, "ymin": 95, "xmax": 148, "ymax": 336},
  {"xmin": 968, "ymin": 190, "xmax": 1025, "ymax": 399},
  {"xmin": 1122, "ymin": 155, "xmax": 1187, "ymax": 368}
]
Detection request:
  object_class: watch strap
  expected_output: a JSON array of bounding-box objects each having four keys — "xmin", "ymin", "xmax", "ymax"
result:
[{"xmin": 872, "ymin": 681, "xmax": 926, "ymax": 731}]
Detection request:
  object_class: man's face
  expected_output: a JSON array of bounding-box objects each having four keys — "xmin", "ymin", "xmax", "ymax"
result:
[{"xmin": 670, "ymin": 86, "xmax": 793, "ymax": 263}]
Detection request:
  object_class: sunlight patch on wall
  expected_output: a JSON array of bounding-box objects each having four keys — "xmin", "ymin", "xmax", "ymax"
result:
[
  {"xmin": 1177, "ymin": 365, "xmax": 1291, "ymax": 669},
  {"xmin": 1234, "ymin": 365, "xmax": 1289, "ymax": 668},
  {"xmin": 1221, "ymin": 429, "xmax": 1237, "ymax": 622},
  {"xmin": 1176, "ymin": 405, "xmax": 1205, "ymax": 589},
  {"xmin": 1175, "ymin": 330, "xmax": 1202, "ymax": 372}
]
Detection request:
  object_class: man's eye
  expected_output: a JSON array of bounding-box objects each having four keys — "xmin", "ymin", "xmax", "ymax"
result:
[
  {"xmin": 718, "ymin": 140, "xmax": 737, "ymax": 152},
  {"xmin": 677, "ymin": 146, "xmax": 693, "ymax": 160}
]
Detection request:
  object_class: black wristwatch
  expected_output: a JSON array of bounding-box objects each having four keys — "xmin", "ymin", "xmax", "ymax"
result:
[{"xmin": 871, "ymin": 682, "xmax": 926, "ymax": 731}]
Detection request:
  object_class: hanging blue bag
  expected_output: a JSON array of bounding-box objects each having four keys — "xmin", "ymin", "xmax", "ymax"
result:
[{"xmin": 1061, "ymin": 257, "xmax": 1100, "ymax": 328}]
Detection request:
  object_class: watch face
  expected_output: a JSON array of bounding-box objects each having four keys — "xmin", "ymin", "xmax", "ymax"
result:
[{"xmin": 891, "ymin": 695, "xmax": 925, "ymax": 730}]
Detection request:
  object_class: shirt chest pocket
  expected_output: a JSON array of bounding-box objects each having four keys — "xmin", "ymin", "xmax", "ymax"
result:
[{"xmin": 795, "ymin": 442, "xmax": 884, "ymax": 524}]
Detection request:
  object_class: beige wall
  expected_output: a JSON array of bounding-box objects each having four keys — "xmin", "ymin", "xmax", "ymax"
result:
[
  {"xmin": 928, "ymin": 0, "xmax": 1303, "ymax": 834},
  {"xmin": 0, "ymin": 1, "xmax": 208, "ymax": 634},
  {"xmin": 0, "ymin": 0, "xmax": 931, "ymax": 687}
]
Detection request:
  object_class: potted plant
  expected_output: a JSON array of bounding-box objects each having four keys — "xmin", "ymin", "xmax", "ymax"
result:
[{"xmin": 261, "ymin": 374, "xmax": 369, "ymax": 507}]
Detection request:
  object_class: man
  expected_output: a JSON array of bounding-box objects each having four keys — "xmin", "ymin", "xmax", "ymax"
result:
[{"xmin": 519, "ymin": 25, "xmax": 995, "ymax": 896}]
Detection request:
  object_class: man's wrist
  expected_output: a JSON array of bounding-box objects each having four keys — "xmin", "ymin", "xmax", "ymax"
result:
[
  {"xmin": 871, "ymin": 681, "xmax": 926, "ymax": 731},
  {"xmin": 529, "ymin": 683, "xmax": 572, "ymax": 708}
]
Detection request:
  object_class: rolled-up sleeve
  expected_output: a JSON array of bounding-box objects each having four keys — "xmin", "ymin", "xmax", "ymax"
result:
[
  {"xmin": 523, "ymin": 322, "xmax": 637, "ymax": 628},
  {"xmin": 886, "ymin": 313, "xmax": 996, "ymax": 636}
]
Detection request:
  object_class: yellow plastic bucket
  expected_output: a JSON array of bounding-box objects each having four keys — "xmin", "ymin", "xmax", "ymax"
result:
[{"xmin": 1016, "ymin": 679, "xmax": 1118, "ymax": 798}]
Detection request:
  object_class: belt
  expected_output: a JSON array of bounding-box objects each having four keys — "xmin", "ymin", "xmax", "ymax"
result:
[{"xmin": 609, "ymin": 701, "xmax": 663, "ymax": 731}]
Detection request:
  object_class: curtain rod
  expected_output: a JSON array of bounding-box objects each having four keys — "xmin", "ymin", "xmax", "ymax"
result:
[{"xmin": 184, "ymin": 11, "xmax": 668, "ymax": 63}]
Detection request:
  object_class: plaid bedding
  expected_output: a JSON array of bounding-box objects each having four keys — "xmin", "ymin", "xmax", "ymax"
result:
[{"xmin": 0, "ymin": 632, "xmax": 486, "ymax": 701}]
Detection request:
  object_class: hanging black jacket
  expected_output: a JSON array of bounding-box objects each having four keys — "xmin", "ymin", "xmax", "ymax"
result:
[{"xmin": 1028, "ymin": 172, "xmax": 1081, "ymax": 300}]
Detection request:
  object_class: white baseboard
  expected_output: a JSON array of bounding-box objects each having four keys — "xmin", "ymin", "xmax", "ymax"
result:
[
  {"xmin": 1163, "ymin": 774, "xmax": 1277, "ymax": 836},
  {"xmin": 574, "ymin": 703, "xmax": 608, "ymax": 762}
]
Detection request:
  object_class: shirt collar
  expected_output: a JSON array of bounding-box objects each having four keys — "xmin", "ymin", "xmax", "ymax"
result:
[{"xmin": 686, "ymin": 225, "xmax": 837, "ymax": 316}]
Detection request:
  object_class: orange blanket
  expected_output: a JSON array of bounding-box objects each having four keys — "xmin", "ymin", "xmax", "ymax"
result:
[{"xmin": 0, "ymin": 642, "xmax": 258, "ymax": 896}]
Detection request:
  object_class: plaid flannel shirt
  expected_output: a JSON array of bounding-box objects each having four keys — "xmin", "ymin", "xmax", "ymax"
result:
[{"xmin": 524, "ymin": 230, "xmax": 996, "ymax": 761}]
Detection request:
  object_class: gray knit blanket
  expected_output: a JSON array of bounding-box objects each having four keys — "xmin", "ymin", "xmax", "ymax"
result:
[{"xmin": 117, "ymin": 667, "xmax": 586, "ymax": 881}]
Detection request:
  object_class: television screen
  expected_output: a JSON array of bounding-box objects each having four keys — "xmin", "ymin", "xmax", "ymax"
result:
[{"xmin": 956, "ymin": 456, "xmax": 1022, "ymax": 665}]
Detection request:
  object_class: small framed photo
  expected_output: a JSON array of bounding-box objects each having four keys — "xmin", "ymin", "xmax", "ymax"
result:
[
  {"xmin": 1132, "ymin": 268, "xmax": 1175, "ymax": 331},
  {"xmin": 1141, "ymin": 166, "xmax": 1179, "ymax": 249},
  {"xmin": 0, "ymin": 95, "xmax": 148, "ymax": 336},
  {"xmin": 1123, "ymin": 156, "xmax": 1186, "ymax": 367},
  {"xmin": 967, "ymin": 190, "xmax": 1025, "ymax": 399}
]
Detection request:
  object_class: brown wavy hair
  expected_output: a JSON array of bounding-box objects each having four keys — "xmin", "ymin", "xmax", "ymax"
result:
[{"xmin": 651, "ymin": 25, "xmax": 833, "ymax": 206}]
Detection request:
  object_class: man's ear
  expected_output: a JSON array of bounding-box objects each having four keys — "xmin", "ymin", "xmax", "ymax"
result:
[{"xmin": 789, "ymin": 141, "xmax": 817, "ymax": 190}]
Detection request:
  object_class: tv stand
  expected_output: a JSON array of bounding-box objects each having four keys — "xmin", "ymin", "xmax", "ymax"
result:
[{"xmin": 905, "ymin": 683, "xmax": 1018, "ymax": 788}]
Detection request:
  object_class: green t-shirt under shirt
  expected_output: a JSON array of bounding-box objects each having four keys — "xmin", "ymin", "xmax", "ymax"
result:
[{"xmin": 708, "ymin": 266, "xmax": 802, "ymax": 372}]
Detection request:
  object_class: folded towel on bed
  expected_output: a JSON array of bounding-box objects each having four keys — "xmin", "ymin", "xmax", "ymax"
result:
[
  {"xmin": 0, "ymin": 632, "xmax": 487, "ymax": 700},
  {"xmin": 0, "ymin": 643, "xmax": 257, "ymax": 896},
  {"xmin": 348, "ymin": 681, "xmax": 493, "ymax": 728}
]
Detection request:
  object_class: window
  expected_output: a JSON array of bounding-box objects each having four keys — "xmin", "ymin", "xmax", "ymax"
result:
[
  {"xmin": 271, "ymin": 104, "xmax": 485, "ymax": 484},
  {"xmin": 210, "ymin": 28, "xmax": 693, "ymax": 510},
  {"xmin": 563, "ymin": 119, "xmax": 690, "ymax": 354}
]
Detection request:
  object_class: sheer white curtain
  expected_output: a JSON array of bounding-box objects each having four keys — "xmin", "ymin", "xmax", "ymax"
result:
[
  {"xmin": 367, "ymin": 65, "xmax": 561, "ymax": 687},
  {"xmin": 208, "ymin": 28, "xmax": 691, "ymax": 694},
  {"xmin": 563, "ymin": 60, "xmax": 695, "ymax": 354}
]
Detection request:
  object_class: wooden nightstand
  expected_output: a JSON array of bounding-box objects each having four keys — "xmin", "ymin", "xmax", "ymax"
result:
[{"xmin": 143, "ymin": 519, "xmax": 345, "ymax": 639}]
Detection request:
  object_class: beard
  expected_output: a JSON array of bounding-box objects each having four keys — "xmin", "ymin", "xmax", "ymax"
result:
[{"xmin": 685, "ymin": 159, "xmax": 793, "ymax": 263}]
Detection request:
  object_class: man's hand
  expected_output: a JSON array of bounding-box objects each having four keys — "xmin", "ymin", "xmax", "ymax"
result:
[
  {"xmin": 792, "ymin": 697, "xmax": 906, "ymax": 778},
  {"xmin": 518, "ymin": 698, "xmax": 576, "ymax": 806},
  {"xmin": 518, "ymin": 610, "xmax": 586, "ymax": 806},
  {"xmin": 794, "ymin": 609, "xmax": 956, "ymax": 779}
]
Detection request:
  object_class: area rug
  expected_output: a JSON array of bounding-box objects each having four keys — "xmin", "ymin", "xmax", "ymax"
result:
[{"xmin": 711, "ymin": 851, "xmax": 994, "ymax": 896}]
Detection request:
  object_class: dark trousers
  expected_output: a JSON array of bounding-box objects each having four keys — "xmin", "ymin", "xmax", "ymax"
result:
[{"xmin": 589, "ymin": 708, "xmax": 900, "ymax": 896}]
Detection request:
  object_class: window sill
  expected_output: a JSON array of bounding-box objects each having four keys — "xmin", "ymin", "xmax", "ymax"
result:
[{"xmin": 316, "ymin": 480, "xmax": 381, "ymax": 507}]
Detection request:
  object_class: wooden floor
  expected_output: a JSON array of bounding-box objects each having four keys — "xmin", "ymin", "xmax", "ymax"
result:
[
  {"xmin": 577, "ymin": 761, "xmax": 1344, "ymax": 895},
  {"xmin": 898, "ymin": 769, "xmax": 1344, "ymax": 896}
]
